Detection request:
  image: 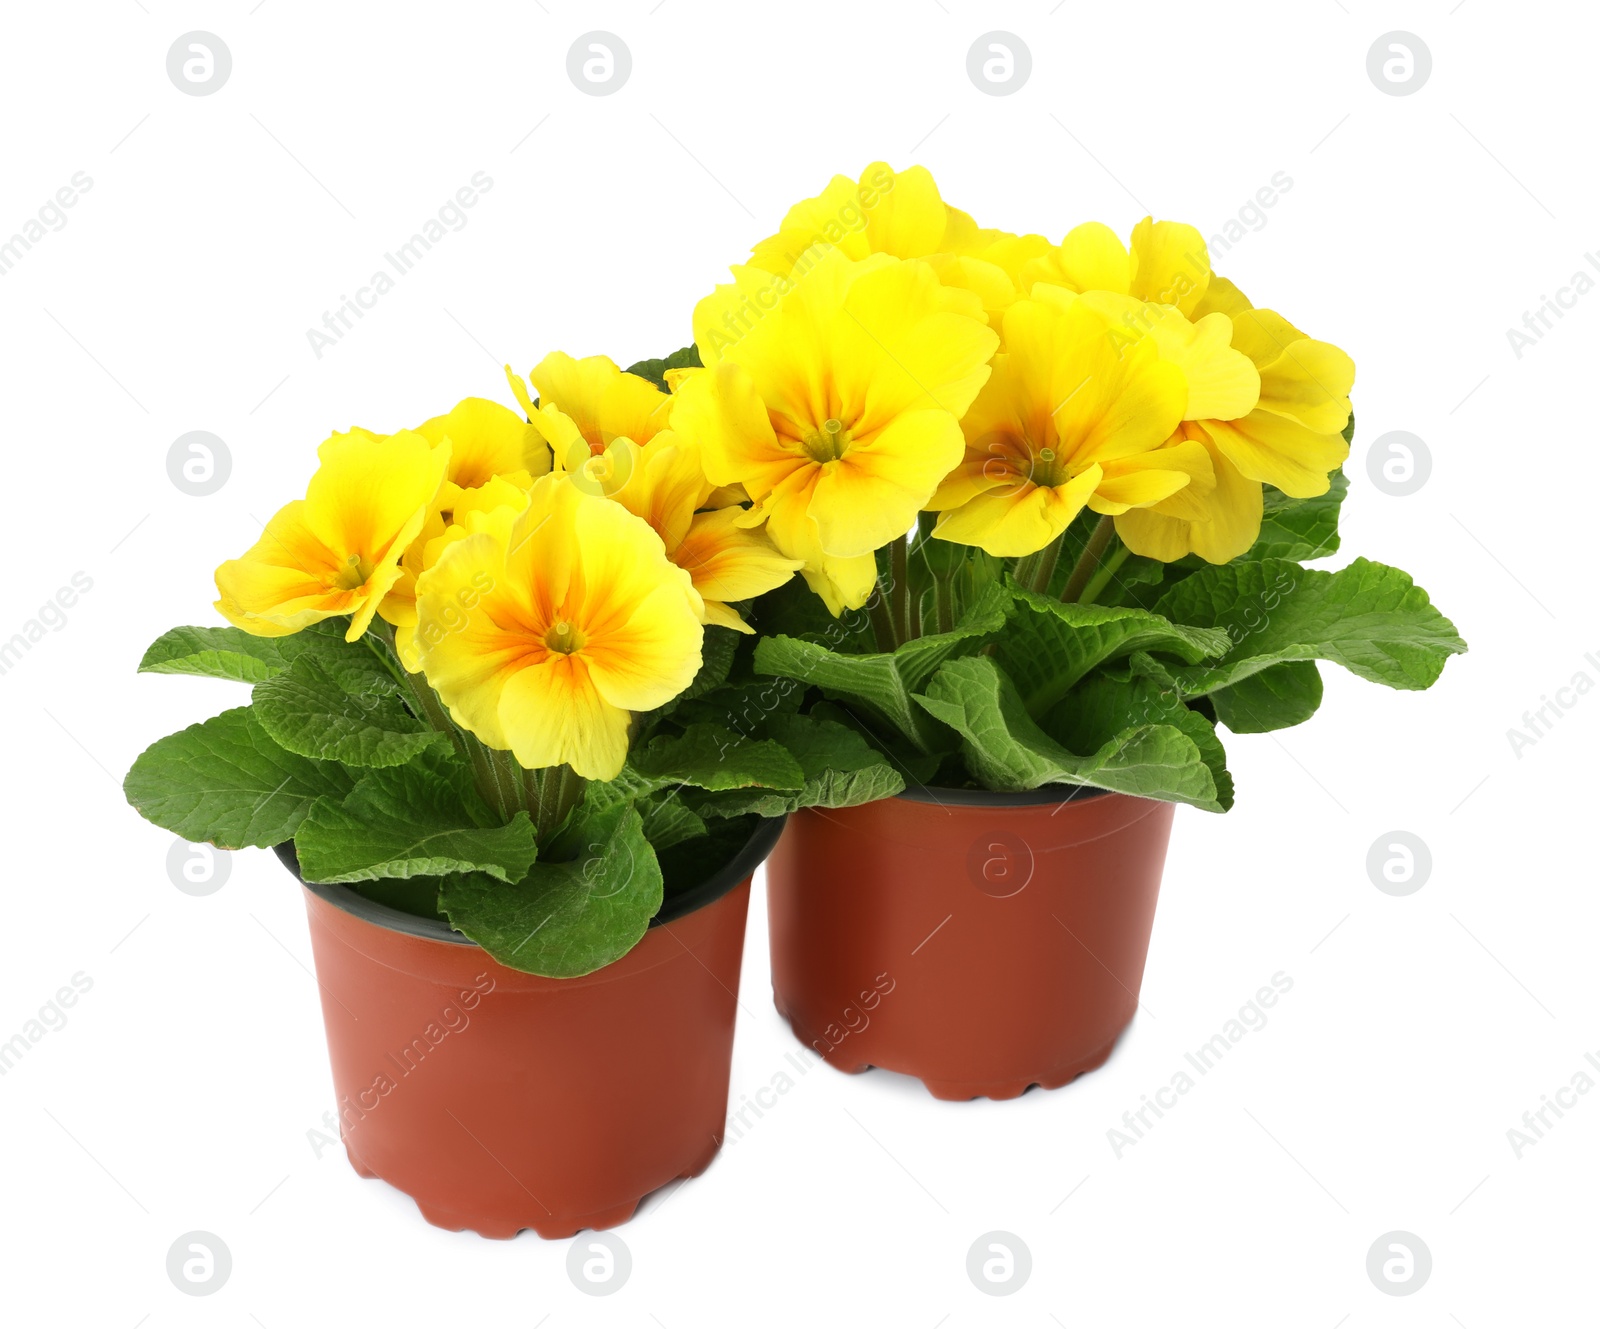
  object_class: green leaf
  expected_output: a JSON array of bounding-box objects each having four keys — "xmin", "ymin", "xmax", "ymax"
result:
[
  {"xmin": 630, "ymin": 723, "xmax": 806, "ymax": 792},
  {"xmin": 1210, "ymin": 661, "xmax": 1324, "ymax": 734},
  {"xmin": 636, "ymin": 796, "xmax": 708, "ymax": 852},
  {"xmin": 1156, "ymin": 557, "xmax": 1467, "ymax": 695},
  {"xmin": 293, "ymin": 749, "xmax": 538, "ymax": 884},
  {"xmin": 1249, "ymin": 471, "xmax": 1348, "ymax": 562},
  {"xmin": 994, "ymin": 583, "xmax": 1232, "ymax": 717},
  {"xmin": 137, "ymin": 621, "xmax": 348, "ymax": 683},
  {"xmin": 124, "ymin": 707, "xmax": 354, "ymax": 848},
  {"xmin": 753, "ymin": 584, "xmax": 1009, "ymax": 752},
  {"xmin": 694, "ymin": 712, "xmax": 906, "ymax": 817},
  {"xmin": 441, "ymin": 803, "xmax": 664, "ymax": 978},
  {"xmin": 914, "ymin": 655, "xmax": 1227, "ymax": 810},
  {"xmin": 623, "ymin": 344, "xmax": 701, "ymax": 391},
  {"xmin": 1049, "ymin": 655, "xmax": 1233, "ymax": 811},
  {"xmin": 747, "ymin": 574, "xmax": 878, "ymax": 651},
  {"xmin": 667, "ymin": 675, "xmax": 807, "ymax": 731},
  {"xmin": 649, "ymin": 626, "xmax": 741, "ymax": 722},
  {"xmin": 251, "ymin": 652, "xmax": 445, "ymax": 768}
]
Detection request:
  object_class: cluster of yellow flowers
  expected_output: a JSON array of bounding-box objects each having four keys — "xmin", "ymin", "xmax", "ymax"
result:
[
  {"xmin": 213, "ymin": 162, "xmax": 1354, "ymax": 782},
  {"xmin": 682, "ymin": 163, "xmax": 1354, "ymax": 608}
]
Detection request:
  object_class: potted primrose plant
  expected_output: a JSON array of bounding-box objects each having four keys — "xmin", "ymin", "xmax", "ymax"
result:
[
  {"xmin": 655, "ymin": 162, "xmax": 1468, "ymax": 1101},
  {"xmin": 123, "ymin": 355, "xmax": 905, "ymax": 1237}
]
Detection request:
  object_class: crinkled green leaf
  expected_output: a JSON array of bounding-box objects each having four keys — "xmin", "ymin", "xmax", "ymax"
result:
[
  {"xmin": 753, "ymin": 584, "xmax": 1009, "ymax": 751},
  {"xmin": 914, "ymin": 655, "xmax": 1226, "ymax": 810},
  {"xmin": 137, "ymin": 621, "xmax": 348, "ymax": 683},
  {"xmin": 994, "ymin": 583, "xmax": 1233, "ymax": 716},
  {"xmin": 293, "ymin": 748, "xmax": 538, "ymax": 884},
  {"xmin": 441, "ymin": 802, "xmax": 663, "ymax": 978},
  {"xmin": 123, "ymin": 707, "xmax": 354, "ymax": 848},
  {"xmin": 1249, "ymin": 471, "xmax": 1348, "ymax": 562},
  {"xmin": 1210, "ymin": 660, "xmax": 1324, "ymax": 734},
  {"xmin": 1049, "ymin": 655, "xmax": 1233, "ymax": 810},
  {"xmin": 636, "ymin": 796, "xmax": 708, "ymax": 852},
  {"xmin": 630, "ymin": 723, "xmax": 806, "ymax": 792},
  {"xmin": 694, "ymin": 713, "xmax": 906, "ymax": 817},
  {"xmin": 1156, "ymin": 557, "xmax": 1466, "ymax": 694},
  {"xmin": 252, "ymin": 652, "xmax": 446, "ymax": 768}
]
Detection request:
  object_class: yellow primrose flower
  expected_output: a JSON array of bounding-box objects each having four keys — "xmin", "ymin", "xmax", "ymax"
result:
[
  {"xmin": 415, "ymin": 396, "xmax": 549, "ymax": 509},
  {"xmin": 504, "ymin": 351, "xmax": 673, "ymax": 473},
  {"xmin": 379, "ymin": 474, "xmax": 533, "ymax": 670},
  {"xmin": 744, "ymin": 161, "xmax": 1048, "ymax": 330},
  {"xmin": 215, "ymin": 428, "xmax": 450, "ymax": 641},
  {"xmin": 1022, "ymin": 218, "xmax": 1213, "ymax": 317},
  {"xmin": 412, "ymin": 477, "xmax": 703, "ymax": 781},
  {"xmin": 673, "ymin": 248, "xmax": 998, "ymax": 614},
  {"xmin": 574, "ymin": 432, "xmax": 801, "ymax": 632},
  {"xmin": 927, "ymin": 294, "xmax": 1196, "ymax": 558},
  {"xmin": 748, "ymin": 162, "xmax": 965, "ymax": 276},
  {"xmin": 1115, "ymin": 276, "xmax": 1355, "ymax": 563}
]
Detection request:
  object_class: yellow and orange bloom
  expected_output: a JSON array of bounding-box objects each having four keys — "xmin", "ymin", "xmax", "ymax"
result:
[
  {"xmin": 215, "ymin": 427, "xmax": 450, "ymax": 641},
  {"xmin": 572, "ymin": 433, "xmax": 801, "ymax": 632},
  {"xmin": 926, "ymin": 294, "xmax": 1198, "ymax": 558},
  {"xmin": 505, "ymin": 352, "xmax": 673, "ymax": 474},
  {"xmin": 1114, "ymin": 276, "xmax": 1355, "ymax": 563},
  {"xmin": 412, "ymin": 477, "xmax": 704, "ymax": 780},
  {"xmin": 379, "ymin": 474, "xmax": 533, "ymax": 671},
  {"xmin": 415, "ymin": 396, "xmax": 549, "ymax": 510},
  {"xmin": 673, "ymin": 247, "xmax": 998, "ymax": 613}
]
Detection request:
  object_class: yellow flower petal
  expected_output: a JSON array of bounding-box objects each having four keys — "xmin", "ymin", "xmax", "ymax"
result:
[
  {"xmin": 417, "ymin": 397, "xmax": 550, "ymax": 494},
  {"xmin": 1204, "ymin": 409, "xmax": 1350, "ymax": 498},
  {"xmin": 217, "ymin": 428, "xmax": 449, "ymax": 642},
  {"xmin": 1127, "ymin": 217, "xmax": 1211, "ymax": 315},
  {"xmin": 674, "ymin": 506, "xmax": 801, "ymax": 630},
  {"xmin": 414, "ymin": 479, "xmax": 703, "ymax": 780},
  {"xmin": 933, "ymin": 467, "xmax": 1101, "ymax": 558}
]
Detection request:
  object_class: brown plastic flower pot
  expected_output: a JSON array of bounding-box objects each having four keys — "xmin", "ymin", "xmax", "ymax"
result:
[
  {"xmin": 274, "ymin": 816, "xmax": 784, "ymax": 1239},
  {"xmin": 765, "ymin": 789, "xmax": 1174, "ymax": 1101}
]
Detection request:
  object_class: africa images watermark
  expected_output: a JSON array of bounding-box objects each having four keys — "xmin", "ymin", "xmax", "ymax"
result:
[
  {"xmin": 0, "ymin": 171, "xmax": 94, "ymax": 279},
  {"xmin": 306, "ymin": 972, "xmax": 496, "ymax": 1154},
  {"xmin": 0, "ymin": 572, "xmax": 94, "ymax": 679},
  {"xmin": 1505, "ymin": 649, "xmax": 1600, "ymax": 757},
  {"xmin": 0, "ymin": 972, "xmax": 94, "ymax": 1077},
  {"xmin": 1505, "ymin": 251, "xmax": 1600, "ymax": 359},
  {"xmin": 1106, "ymin": 971, "xmax": 1294, "ymax": 1158},
  {"xmin": 1505, "ymin": 1047, "xmax": 1600, "ymax": 1159},
  {"xmin": 306, "ymin": 171, "xmax": 496, "ymax": 360}
]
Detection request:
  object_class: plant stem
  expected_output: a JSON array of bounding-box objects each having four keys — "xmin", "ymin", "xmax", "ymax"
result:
[
  {"xmin": 868, "ymin": 577, "xmax": 899, "ymax": 652},
  {"xmin": 1077, "ymin": 544, "xmax": 1131, "ymax": 606},
  {"xmin": 1011, "ymin": 550, "xmax": 1040, "ymax": 589},
  {"xmin": 1059, "ymin": 515, "xmax": 1118, "ymax": 603},
  {"xmin": 890, "ymin": 537, "xmax": 911, "ymax": 643},
  {"xmin": 530, "ymin": 763, "xmax": 585, "ymax": 841},
  {"xmin": 933, "ymin": 569, "xmax": 955, "ymax": 633},
  {"xmin": 1027, "ymin": 533, "xmax": 1066, "ymax": 596}
]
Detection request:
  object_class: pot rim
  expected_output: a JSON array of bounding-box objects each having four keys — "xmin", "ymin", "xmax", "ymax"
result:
[
  {"xmin": 895, "ymin": 783, "xmax": 1112, "ymax": 809},
  {"xmin": 272, "ymin": 813, "xmax": 787, "ymax": 948}
]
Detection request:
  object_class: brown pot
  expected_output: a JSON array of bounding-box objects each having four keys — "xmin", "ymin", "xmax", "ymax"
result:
[
  {"xmin": 765, "ymin": 789, "xmax": 1174, "ymax": 1101},
  {"xmin": 275, "ymin": 816, "xmax": 784, "ymax": 1239}
]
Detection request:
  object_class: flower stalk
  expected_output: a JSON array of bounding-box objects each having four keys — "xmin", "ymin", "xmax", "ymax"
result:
[{"xmin": 1059, "ymin": 515, "xmax": 1118, "ymax": 603}]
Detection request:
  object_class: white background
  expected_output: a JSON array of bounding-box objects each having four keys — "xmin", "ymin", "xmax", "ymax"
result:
[{"xmin": 1, "ymin": 1, "xmax": 1594, "ymax": 1324}]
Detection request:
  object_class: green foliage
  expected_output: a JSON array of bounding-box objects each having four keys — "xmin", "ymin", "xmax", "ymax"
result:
[
  {"xmin": 623, "ymin": 344, "xmax": 702, "ymax": 390},
  {"xmin": 441, "ymin": 803, "xmax": 663, "ymax": 978}
]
